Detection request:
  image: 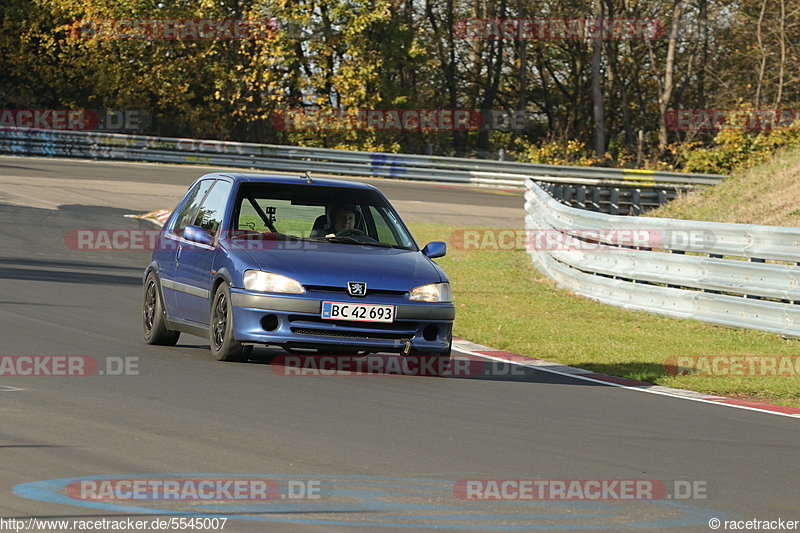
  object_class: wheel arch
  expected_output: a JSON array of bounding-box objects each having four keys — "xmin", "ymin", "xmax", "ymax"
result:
[
  {"xmin": 143, "ymin": 261, "xmax": 159, "ymax": 282},
  {"xmin": 210, "ymin": 267, "xmax": 235, "ymax": 306}
]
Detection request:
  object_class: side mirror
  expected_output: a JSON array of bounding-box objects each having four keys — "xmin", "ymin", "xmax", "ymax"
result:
[
  {"xmin": 183, "ymin": 225, "xmax": 213, "ymax": 246},
  {"xmin": 421, "ymin": 241, "xmax": 446, "ymax": 259}
]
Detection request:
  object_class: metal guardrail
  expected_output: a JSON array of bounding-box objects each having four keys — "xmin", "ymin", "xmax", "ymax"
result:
[
  {"xmin": 525, "ymin": 179, "xmax": 800, "ymax": 338},
  {"xmin": 0, "ymin": 128, "xmax": 724, "ymax": 200},
  {"xmin": 537, "ymin": 181, "xmax": 679, "ymax": 215}
]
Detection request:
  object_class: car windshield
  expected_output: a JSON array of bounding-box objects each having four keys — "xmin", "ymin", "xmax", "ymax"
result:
[{"xmin": 231, "ymin": 182, "xmax": 417, "ymax": 250}]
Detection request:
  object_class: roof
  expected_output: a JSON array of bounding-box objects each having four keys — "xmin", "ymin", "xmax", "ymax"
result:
[{"xmin": 198, "ymin": 172, "xmax": 380, "ymax": 191}]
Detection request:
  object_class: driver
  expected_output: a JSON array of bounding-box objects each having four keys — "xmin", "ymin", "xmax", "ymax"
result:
[
  {"xmin": 332, "ymin": 207, "xmax": 356, "ymax": 233},
  {"xmin": 322, "ymin": 205, "xmax": 378, "ymax": 244}
]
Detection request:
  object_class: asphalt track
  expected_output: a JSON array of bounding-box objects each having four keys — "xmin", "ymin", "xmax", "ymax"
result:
[
  {"xmin": 0, "ymin": 155, "xmax": 525, "ymax": 207},
  {"xmin": 0, "ymin": 156, "xmax": 798, "ymax": 532}
]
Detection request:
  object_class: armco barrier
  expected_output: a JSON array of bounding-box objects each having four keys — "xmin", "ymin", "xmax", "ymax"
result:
[
  {"xmin": 525, "ymin": 178, "xmax": 800, "ymax": 338},
  {"xmin": 0, "ymin": 127, "xmax": 723, "ymax": 212}
]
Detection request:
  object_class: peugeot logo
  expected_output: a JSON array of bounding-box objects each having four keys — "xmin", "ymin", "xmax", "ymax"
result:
[{"xmin": 347, "ymin": 281, "xmax": 367, "ymax": 297}]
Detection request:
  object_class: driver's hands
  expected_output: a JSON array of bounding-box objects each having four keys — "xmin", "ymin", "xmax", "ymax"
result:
[
  {"xmin": 336, "ymin": 228, "xmax": 366, "ymax": 238},
  {"xmin": 333, "ymin": 228, "xmax": 378, "ymax": 243}
]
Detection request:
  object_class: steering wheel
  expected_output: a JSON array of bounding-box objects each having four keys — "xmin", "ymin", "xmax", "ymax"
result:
[
  {"xmin": 336, "ymin": 228, "xmax": 378, "ymax": 243},
  {"xmin": 336, "ymin": 228, "xmax": 365, "ymax": 237}
]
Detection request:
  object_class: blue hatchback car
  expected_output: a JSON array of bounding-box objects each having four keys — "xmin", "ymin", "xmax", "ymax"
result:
[{"xmin": 142, "ymin": 173, "xmax": 454, "ymax": 362}]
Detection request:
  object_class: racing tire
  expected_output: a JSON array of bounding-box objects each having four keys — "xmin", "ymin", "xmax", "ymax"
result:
[
  {"xmin": 210, "ymin": 283, "xmax": 252, "ymax": 362},
  {"xmin": 143, "ymin": 272, "xmax": 180, "ymax": 346}
]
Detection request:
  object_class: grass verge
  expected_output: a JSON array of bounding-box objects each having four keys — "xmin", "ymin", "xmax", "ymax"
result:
[
  {"xmin": 651, "ymin": 147, "xmax": 800, "ymax": 226},
  {"xmin": 409, "ymin": 222, "xmax": 800, "ymax": 409}
]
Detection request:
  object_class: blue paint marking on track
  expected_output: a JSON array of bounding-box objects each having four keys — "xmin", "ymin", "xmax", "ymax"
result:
[{"xmin": 14, "ymin": 474, "xmax": 736, "ymax": 530}]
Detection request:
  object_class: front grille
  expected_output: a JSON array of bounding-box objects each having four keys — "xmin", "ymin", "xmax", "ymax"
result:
[
  {"xmin": 304, "ymin": 285, "xmax": 408, "ymax": 297},
  {"xmin": 290, "ymin": 328, "xmax": 408, "ymax": 340}
]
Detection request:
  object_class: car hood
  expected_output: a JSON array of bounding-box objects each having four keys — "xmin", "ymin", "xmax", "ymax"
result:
[{"xmin": 232, "ymin": 241, "xmax": 446, "ymax": 290}]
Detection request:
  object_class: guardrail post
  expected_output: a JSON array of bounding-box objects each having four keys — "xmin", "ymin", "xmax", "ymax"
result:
[
  {"xmin": 631, "ymin": 189, "xmax": 642, "ymax": 215},
  {"xmin": 658, "ymin": 190, "xmax": 668, "ymax": 205},
  {"xmin": 609, "ymin": 188, "xmax": 619, "ymax": 215},
  {"xmin": 576, "ymin": 187, "xmax": 586, "ymax": 209},
  {"xmin": 591, "ymin": 188, "xmax": 600, "ymax": 211}
]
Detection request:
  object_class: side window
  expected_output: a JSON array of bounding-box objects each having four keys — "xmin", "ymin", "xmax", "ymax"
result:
[
  {"xmin": 193, "ymin": 180, "xmax": 232, "ymax": 238},
  {"xmin": 172, "ymin": 180, "xmax": 215, "ymax": 235}
]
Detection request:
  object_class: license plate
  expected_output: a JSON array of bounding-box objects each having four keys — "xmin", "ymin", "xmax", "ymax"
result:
[{"xmin": 321, "ymin": 301, "xmax": 395, "ymax": 323}]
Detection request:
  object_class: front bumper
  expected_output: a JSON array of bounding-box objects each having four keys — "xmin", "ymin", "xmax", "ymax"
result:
[{"xmin": 229, "ymin": 289, "xmax": 454, "ymax": 353}]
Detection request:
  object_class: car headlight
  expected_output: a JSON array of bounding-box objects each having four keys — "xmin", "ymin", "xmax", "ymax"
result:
[
  {"xmin": 243, "ymin": 270, "xmax": 305, "ymax": 294},
  {"xmin": 409, "ymin": 282, "xmax": 452, "ymax": 302}
]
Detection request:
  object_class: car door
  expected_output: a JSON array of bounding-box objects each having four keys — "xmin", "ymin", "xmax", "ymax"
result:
[
  {"xmin": 173, "ymin": 179, "xmax": 233, "ymax": 325},
  {"xmin": 158, "ymin": 179, "xmax": 216, "ymax": 319}
]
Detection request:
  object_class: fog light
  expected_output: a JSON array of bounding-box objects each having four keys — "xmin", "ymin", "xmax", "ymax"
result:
[
  {"xmin": 422, "ymin": 325, "xmax": 439, "ymax": 341},
  {"xmin": 261, "ymin": 314, "xmax": 279, "ymax": 332}
]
